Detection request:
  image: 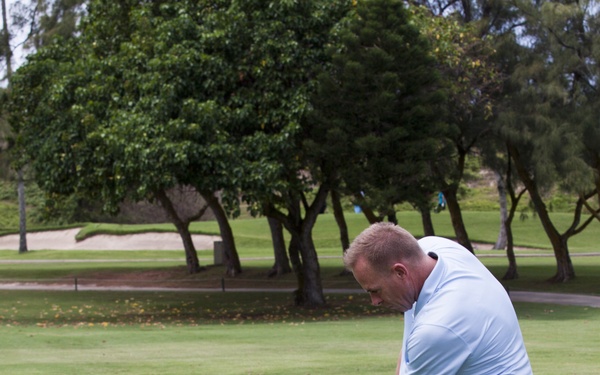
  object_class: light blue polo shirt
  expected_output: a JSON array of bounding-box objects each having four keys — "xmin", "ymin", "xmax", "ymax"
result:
[{"xmin": 400, "ymin": 237, "xmax": 532, "ymax": 375}]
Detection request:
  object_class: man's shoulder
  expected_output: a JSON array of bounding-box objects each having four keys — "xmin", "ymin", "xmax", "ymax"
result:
[
  {"xmin": 418, "ymin": 236, "xmax": 477, "ymax": 264},
  {"xmin": 418, "ymin": 236, "xmax": 465, "ymax": 251}
]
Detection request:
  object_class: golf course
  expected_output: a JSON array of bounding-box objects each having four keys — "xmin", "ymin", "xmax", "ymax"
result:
[{"xmin": 1, "ymin": 211, "xmax": 599, "ymax": 374}]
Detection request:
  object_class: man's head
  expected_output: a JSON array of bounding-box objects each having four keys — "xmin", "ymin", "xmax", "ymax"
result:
[{"xmin": 344, "ymin": 222, "xmax": 432, "ymax": 312}]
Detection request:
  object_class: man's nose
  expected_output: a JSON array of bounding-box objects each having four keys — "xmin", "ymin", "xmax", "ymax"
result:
[{"xmin": 370, "ymin": 295, "xmax": 383, "ymax": 306}]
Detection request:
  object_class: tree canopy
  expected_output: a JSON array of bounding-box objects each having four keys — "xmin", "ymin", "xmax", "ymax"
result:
[
  {"xmin": 7, "ymin": 0, "xmax": 600, "ymax": 293},
  {"xmin": 309, "ymin": 0, "xmax": 449, "ymax": 224},
  {"xmin": 9, "ymin": 1, "xmax": 246, "ymax": 274}
]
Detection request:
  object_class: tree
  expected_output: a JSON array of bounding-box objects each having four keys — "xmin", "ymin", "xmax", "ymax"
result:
[
  {"xmin": 495, "ymin": 0, "xmax": 600, "ymax": 281},
  {"xmin": 330, "ymin": 188, "xmax": 351, "ymax": 275},
  {"xmin": 11, "ymin": 0, "xmax": 86, "ymax": 52},
  {"xmin": 206, "ymin": 0, "xmax": 352, "ymax": 307},
  {"xmin": 1, "ymin": 0, "xmax": 13, "ymax": 78},
  {"xmin": 2, "ymin": 0, "xmax": 28, "ymax": 253},
  {"xmin": 84, "ymin": 0, "xmax": 245, "ymax": 276},
  {"xmin": 479, "ymin": 29, "xmax": 535, "ymax": 277},
  {"xmin": 492, "ymin": 169, "xmax": 508, "ymax": 250},
  {"xmin": 266, "ymin": 216, "xmax": 291, "ymax": 278},
  {"xmin": 9, "ymin": 0, "xmax": 245, "ymax": 275},
  {"xmin": 309, "ymin": 0, "xmax": 449, "ymax": 241},
  {"xmin": 408, "ymin": 0, "xmax": 530, "ymax": 252},
  {"xmin": 409, "ymin": 3, "xmax": 504, "ymax": 252},
  {"xmin": 501, "ymin": 147, "xmax": 527, "ymax": 280},
  {"xmin": 2, "ymin": 0, "xmax": 86, "ymax": 252},
  {"xmin": 154, "ymin": 186, "xmax": 210, "ymax": 274},
  {"xmin": 480, "ymin": 120, "xmax": 527, "ymax": 279}
]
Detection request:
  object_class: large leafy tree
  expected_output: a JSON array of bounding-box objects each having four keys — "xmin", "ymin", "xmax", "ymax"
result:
[
  {"xmin": 9, "ymin": 0, "xmax": 245, "ymax": 275},
  {"xmin": 205, "ymin": 0, "xmax": 351, "ymax": 307},
  {"xmin": 309, "ymin": 0, "xmax": 449, "ymax": 237},
  {"xmin": 186, "ymin": 0, "xmax": 354, "ymax": 284}
]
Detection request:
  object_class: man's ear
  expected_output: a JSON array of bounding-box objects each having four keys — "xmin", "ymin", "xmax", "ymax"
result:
[{"xmin": 392, "ymin": 263, "xmax": 407, "ymax": 278}]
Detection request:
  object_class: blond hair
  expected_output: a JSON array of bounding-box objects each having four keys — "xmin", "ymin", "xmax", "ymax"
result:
[{"xmin": 344, "ymin": 222, "xmax": 425, "ymax": 272}]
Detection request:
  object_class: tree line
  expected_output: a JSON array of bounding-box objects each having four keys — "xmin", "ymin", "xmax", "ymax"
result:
[{"xmin": 1, "ymin": 0, "xmax": 599, "ymax": 307}]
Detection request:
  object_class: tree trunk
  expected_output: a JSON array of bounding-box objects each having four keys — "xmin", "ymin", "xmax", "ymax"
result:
[
  {"xmin": 552, "ymin": 237, "xmax": 575, "ymax": 282},
  {"xmin": 331, "ymin": 189, "xmax": 352, "ymax": 276},
  {"xmin": 442, "ymin": 187, "xmax": 474, "ymax": 252},
  {"xmin": 460, "ymin": 0, "xmax": 473, "ymax": 22},
  {"xmin": 502, "ymin": 194, "xmax": 520, "ymax": 280},
  {"xmin": 355, "ymin": 193, "xmax": 380, "ymax": 224},
  {"xmin": 202, "ymin": 191, "xmax": 242, "ymax": 277},
  {"xmin": 419, "ymin": 205, "xmax": 435, "ymax": 236},
  {"xmin": 387, "ymin": 211, "xmax": 398, "ymax": 225},
  {"xmin": 270, "ymin": 185, "xmax": 329, "ymax": 307},
  {"xmin": 331, "ymin": 189, "xmax": 350, "ymax": 252},
  {"xmin": 360, "ymin": 205, "xmax": 380, "ymax": 224},
  {"xmin": 502, "ymin": 193, "xmax": 520, "ymax": 280},
  {"xmin": 287, "ymin": 233, "xmax": 304, "ymax": 305},
  {"xmin": 298, "ymin": 229, "xmax": 326, "ymax": 307},
  {"xmin": 508, "ymin": 143, "xmax": 575, "ymax": 281},
  {"xmin": 293, "ymin": 186, "xmax": 329, "ymax": 307},
  {"xmin": 4, "ymin": 2, "xmax": 23, "ymax": 253},
  {"xmin": 18, "ymin": 169, "xmax": 27, "ymax": 253},
  {"xmin": 502, "ymin": 156, "xmax": 525, "ymax": 280},
  {"xmin": 267, "ymin": 216, "xmax": 291, "ymax": 277},
  {"xmin": 494, "ymin": 170, "xmax": 508, "ymax": 250},
  {"xmin": 154, "ymin": 189, "xmax": 202, "ymax": 274},
  {"xmin": 1, "ymin": 0, "xmax": 12, "ymax": 77},
  {"xmin": 502, "ymin": 218, "xmax": 518, "ymax": 280}
]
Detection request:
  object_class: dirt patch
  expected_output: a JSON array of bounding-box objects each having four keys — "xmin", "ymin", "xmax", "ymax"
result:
[{"xmin": 59, "ymin": 266, "xmax": 226, "ymax": 289}]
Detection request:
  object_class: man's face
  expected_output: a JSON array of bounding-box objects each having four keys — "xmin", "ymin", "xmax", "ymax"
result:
[{"xmin": 352, "ymin": 256, "xmax": 416, "ymax": 312}]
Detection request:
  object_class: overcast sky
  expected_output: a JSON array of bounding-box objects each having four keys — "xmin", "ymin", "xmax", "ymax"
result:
[{"xmin": 5, "ymin": 0, "xmax": 32, "ymax": 71}]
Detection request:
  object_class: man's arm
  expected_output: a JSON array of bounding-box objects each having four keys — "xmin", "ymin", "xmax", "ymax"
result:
[{"xmin": 404, "ymin": 325, "xmax": 470, "ymax": 374}]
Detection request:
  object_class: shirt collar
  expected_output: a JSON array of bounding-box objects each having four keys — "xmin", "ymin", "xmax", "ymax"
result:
[{"xmin": 414, "ymin": 252, "xmax": 444, "ymax": 316}]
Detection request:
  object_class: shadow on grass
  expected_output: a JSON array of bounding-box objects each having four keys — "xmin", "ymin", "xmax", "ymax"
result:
[
  {"xmin": 2, "ymin": 289, "xmax": 597, "ymax": 330},
  {"xmin": 0, "ymin": 290, "xmax": 393, "ymax": 328}
]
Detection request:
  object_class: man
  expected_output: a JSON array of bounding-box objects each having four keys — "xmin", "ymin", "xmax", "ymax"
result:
[{"xmin": 344, "ymin": 222, "xmax": 533, "ymax": 375}]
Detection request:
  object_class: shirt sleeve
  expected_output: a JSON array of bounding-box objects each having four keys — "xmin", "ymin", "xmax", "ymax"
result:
[{"xmin": 404, "ymin": 324, "xmax": 471, "ymax": 375}]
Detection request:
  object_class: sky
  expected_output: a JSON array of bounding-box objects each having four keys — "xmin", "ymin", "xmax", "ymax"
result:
[{"xmin": 7, "ymin": 0, "xmax": 29, "ymax": 69}]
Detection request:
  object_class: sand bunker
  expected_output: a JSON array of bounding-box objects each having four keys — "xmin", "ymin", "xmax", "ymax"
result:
[{"xmin": 0, "ymin": 228, "xmax": 221, "ymax": 251}]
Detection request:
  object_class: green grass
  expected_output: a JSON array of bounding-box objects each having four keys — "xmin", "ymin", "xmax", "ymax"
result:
[
  {"xmin": 73, "ymin": 210, "xmax": 600, "ymax": 254},
  {"xmin": 483, "ymin": 257, "xmax": 600, "ymax": 295},
  {"xmin": 74, "ymin": 222, "xmax": 218, "ymax": 241},
  {"xmin": 1, "ymin": 256, "xmax": 599, "ymax": 295},
  {"xmin": 2, "ymin": 210, "xmax": 600, "ymax": 294},
  {"xmin": 512, "ymin": 303, "xmax": 600, "ymax": 375},
  {"xmin": 3, "ymin": 210, "xmax": 600, "ymax": 256},
  {"xmin": 1, "ymin": 209, "xmax": 600, "ymax": 374},
  {"xmin": 0, "ymin": 291, "xmax": 597, "ymax": 374}
]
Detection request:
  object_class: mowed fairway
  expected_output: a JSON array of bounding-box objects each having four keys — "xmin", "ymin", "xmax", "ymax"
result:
[
  {"xmin": 2, "ymin": 211, "xmax": 600, "ymax": 374},
  {"xmin": 0, "ymin": 320, "xmax": 399, "ymax": 375},
  {"xmin": 0, "ymin": 291, "xmax": 400, "ymax": 375},
  {"xmin": 0, "ymin": 291, "xmax": 598, "ymax": 374}
]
